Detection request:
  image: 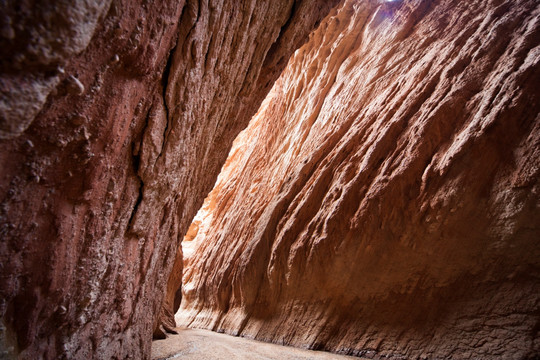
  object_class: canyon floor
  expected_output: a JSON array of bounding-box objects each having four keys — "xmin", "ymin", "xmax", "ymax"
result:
[{"xmin": 151, "ymin": 328, "xmax": 364, "ymax": 360}]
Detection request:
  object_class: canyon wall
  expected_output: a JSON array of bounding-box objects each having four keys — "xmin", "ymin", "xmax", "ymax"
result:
[
  {"xmin": 0, "ymin": 0, "xmax": 338, "ymax": 358},
  {"xmin": 179, "ymin": 0, "xmax": 540, "ymax": 358}
]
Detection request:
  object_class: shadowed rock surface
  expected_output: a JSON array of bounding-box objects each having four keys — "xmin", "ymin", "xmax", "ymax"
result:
[
  {"xmin": 0, "ymin": 0, "xmax": 337, "ymax": 358},
  {"xmin": 0, "ymin": 0, "xmax": 114, "ymax": 139},
  {"xmin": 179, "ymin": 0, "xmax": 540, "ymax": 358}
]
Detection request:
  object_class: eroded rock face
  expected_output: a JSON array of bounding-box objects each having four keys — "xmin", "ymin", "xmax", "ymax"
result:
[
  {"xmin": 179, "ymin": 0, "xmax": 540, "ymax": 358},
  {"xmin": 0, "ymin": 0, "xmax": 113, "ymax": 139},
  {"xmin": 0, "ymin": 0, "xmax": 337, "ymax": 358}
]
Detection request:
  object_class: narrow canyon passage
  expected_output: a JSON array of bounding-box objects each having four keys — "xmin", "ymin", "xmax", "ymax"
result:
[
  {"xmin": 1, "ymin": 0, "xmax": 539, "ymax": 359},
  {"xmin": 0, "ymin": 0, "xmax": 338, "ymax": 358}
]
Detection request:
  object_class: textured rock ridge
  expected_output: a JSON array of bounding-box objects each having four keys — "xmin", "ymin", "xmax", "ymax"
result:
[
  {"xmin": 179, "ymin": 0, "xmax": 540, "ymax": 358},
  {"xmin": 0, "ymin": 0, "xmax": 337, "ymax": 358}
]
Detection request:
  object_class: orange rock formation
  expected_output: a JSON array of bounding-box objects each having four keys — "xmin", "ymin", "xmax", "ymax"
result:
[{"xmin": 179, "ymin": 0, "xmax": 540, "ymax": 358}]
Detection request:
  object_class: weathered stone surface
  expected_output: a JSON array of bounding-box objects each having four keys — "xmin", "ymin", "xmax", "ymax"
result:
[
  {"xmin": 0, "ymin": 0, "xmax": 113, "ymax": 138},
  {"xmin": 179, "ymin": 0, "xmax": 540, "ymax": 358},
  {"xmin": 0, "ymin": 0, "xmax": 337, "ymax": 358}
]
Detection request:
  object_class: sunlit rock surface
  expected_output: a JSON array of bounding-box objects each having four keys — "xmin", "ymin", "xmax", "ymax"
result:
[
  {"xmin": 0, "ymin": 0, "xmax": 337, "ymax": 358},
  {"xmin": 179, "ymin": 0, "xmax": 540, "ymax": 358}
]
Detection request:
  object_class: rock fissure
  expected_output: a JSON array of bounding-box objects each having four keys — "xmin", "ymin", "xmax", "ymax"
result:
[{"xmin": 159, "ymin": 45, "xmax": 177, "ymax": 160}]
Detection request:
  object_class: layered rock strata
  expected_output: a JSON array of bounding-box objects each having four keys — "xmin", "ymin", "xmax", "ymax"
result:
[
  {"xmin": 179, "ymin": 0, "xmax": 540, "ymax": 358},
  {"xmin": 0, "ymin": 0, "xmax": 337, "ymax": 358}
]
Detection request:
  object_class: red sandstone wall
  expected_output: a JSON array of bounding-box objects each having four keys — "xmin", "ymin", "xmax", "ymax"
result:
[
  {"xmin": 179, "ymin": 0, "xmax": 540, "ymax": 358},
  {"xmin": 0, "ymin": 0, "xmax": 338, "ymax": 358}
]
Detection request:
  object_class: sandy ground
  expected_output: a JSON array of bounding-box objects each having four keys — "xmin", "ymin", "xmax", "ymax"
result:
[{"xmin": 151, "ymin": 327, "xmax": 363, "ymax": 360}]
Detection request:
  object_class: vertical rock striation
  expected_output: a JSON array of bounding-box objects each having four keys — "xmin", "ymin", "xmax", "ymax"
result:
[
  {"xmin": 0, "ymin": 0, "xmax": 337, "ymax": 358},
  {"xmin": 179, "ymin": 0, "xmax": 540, "ymax": 358}
]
